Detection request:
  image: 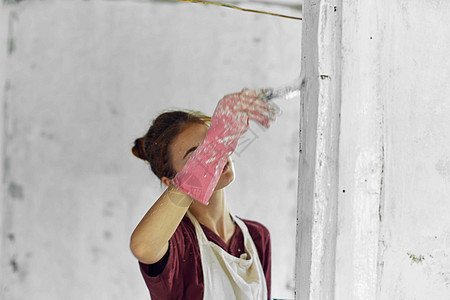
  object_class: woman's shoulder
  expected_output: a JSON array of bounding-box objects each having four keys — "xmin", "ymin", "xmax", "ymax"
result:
[
  {"xmin": 176, "ymin": 214, "xmax": 197, "ymax": 240},
  {"xmin": 237, "ymin": 217, "xmax": 270, "ymax": 240}
]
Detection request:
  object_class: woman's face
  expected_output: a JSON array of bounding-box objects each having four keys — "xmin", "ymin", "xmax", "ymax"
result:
[{"xmin": 167, "ymin": 123, "xmax": 235, "ymax": 191}]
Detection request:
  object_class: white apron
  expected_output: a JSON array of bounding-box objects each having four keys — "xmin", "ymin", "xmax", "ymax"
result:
[{"xmin": 186, "ymin": 211, "xmax": 268, "ymax": 300}]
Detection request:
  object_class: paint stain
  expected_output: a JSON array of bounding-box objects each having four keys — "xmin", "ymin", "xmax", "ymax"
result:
[
  {"xmin": 7, "ymin": 11, "xmax": 19, "ymax": 55},
  {"xmin": 3, "ymin": 156, "xmax": 11, "ymax": 174},
  {"xmin": 10, "ymin": 259, "xmax": 18, "ymax": 272},
  {"xmin": 8, "ymin": 38, "xmax": 15, "ymax": 54},
  {"xmin": 435, "ymin": 159, "xmax": 450, "ymax": 182},
  {"xmin": 407, "ymin": 252, "xmax": 425, "ymax": 264},
  {"xmin": 8, "ymin": 181, "xmax": 24, "ymax": 199},
  {"xmin": 8, "ymin": 255, "xmax": 29, "ymax": 281},
  {"xmin": 8, "ymin": 233, "xmax": 15, "ymax": 242}
]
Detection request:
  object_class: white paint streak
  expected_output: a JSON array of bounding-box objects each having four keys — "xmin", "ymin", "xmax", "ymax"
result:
[
  {"xmin": 205, "ymin": 157, "xmax": 216, "ymax": 164},
  {"xmin": 296, "ymin": 0, "xmax": 341, "ymax": 299},
  {"xmin": 352, "ymin": 150, "xmax": 382, "ymax": 299}
]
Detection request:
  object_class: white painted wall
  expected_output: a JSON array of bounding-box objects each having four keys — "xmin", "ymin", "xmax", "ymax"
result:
[
  {"xmin": 0, "ymin": 1, "xmax": 301, "ymax": 299},
  {"xmin": 298, "ymin": 0, "xmax": 450, "ymax": 299},
  {"xmin": 295, "ymin": 0, "xmax": 340, "ymax": 299}
]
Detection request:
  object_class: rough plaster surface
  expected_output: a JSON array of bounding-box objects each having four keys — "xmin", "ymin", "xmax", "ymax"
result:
[
  {"xmin": 0, "ymin": 1, "xmax": 301, "ymax": 299},
  {"xmin": 296, "ymin": 0, "xmax": 340, "ymax": 299},
  {"xmin": 336, "ymin": 0, "xmax": 450, "ymax": 299},
  {"xmin": 300, "ymin": 0, "xmax": 450, "ymax": 299},
  {"xmin": 335, "ymin": 1, "xmax": 386, "ymax": 299},
  {"xmin": 295, "ymin": 0, "xmax": 320, "ymax": 297},
  {"xmin": 377, "ymin": 1, "xmax": 450, "ymax": 298}
]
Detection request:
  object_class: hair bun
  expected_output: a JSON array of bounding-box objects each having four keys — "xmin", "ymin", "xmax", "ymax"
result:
[
  {"xmin": 131, "ymin": 110, "xmax": 211, "ymax": 180},
  {"xmin": 132, "ymin": 137, "xmax": 148, "ymax": 161}
]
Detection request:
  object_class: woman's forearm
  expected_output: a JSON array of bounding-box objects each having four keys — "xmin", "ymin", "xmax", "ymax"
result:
[{"xmin": 130, "ymin": 184, "xmax": 193, "ymax": 264}]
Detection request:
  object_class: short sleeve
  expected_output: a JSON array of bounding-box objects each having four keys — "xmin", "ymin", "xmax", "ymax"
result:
[
  {"xmin": 137, "ymin": 216, "xmax": 204, "ymax": 300},
  {"xmin": 138, "ymin": 223, "xmax": 186, "ymax": 299}
]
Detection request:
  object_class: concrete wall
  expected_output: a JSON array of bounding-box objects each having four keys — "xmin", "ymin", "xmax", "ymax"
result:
[
  {"xmin": 298, "ymin": 0, "xmax": 450, "ymax": 299},
  {"xmin": 0, "ymin": 1, "xmax": 301, "ymax": 299}
]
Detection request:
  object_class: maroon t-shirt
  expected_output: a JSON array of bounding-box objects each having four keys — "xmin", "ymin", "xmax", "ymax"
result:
[{"xmin": 138, "ymin": 215, "xmax": 271, "ymax": 300}]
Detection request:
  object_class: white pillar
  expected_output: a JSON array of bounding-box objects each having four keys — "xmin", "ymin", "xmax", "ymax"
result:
[{"xmin": 296, "ymin": 0, "xmax": 341, "ymax": 299}]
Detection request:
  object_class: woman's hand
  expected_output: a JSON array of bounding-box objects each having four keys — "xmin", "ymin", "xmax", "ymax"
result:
[
  {"xmin": 172, "ymin": 89, "xmax": 276, "ymax": 204},
  {"xmin": 208, "ymin": 88, "xmax": 275, "ymax": 155}
]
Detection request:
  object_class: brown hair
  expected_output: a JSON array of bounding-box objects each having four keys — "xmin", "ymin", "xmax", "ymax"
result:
[{"xmin": 132, "ymin": 110, "xmax": 211, "ymax": 180}]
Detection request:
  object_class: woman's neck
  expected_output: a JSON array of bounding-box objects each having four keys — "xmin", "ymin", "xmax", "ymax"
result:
[{"xmin": 189, "ymin": 189, "xmax": 236, "ymax": 245}]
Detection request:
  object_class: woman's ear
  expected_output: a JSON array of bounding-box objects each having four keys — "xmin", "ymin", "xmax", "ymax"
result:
[{"xmin": 161, "ymin": 177, "xmax": 171, "ymax": 187}]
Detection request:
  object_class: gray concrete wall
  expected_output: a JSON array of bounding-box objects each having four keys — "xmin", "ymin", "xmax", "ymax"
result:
[
  {"xmin": 0, "ymin": 1, "xmax": 301, "ymax": 299},
  {"xmin": 298, "ymin": 0, "xmax": 450, "ymax": 299}
]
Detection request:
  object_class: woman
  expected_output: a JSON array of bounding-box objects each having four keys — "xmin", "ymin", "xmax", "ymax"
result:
[{"xmin": 130, "ymin": 89, "xmax": 276, "ymax": 299}]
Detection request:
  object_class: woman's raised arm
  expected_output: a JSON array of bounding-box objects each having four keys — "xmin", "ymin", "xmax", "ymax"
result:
[{"xmin": 130, "ymin": 184, "xmax": 192, "ymax": 264}]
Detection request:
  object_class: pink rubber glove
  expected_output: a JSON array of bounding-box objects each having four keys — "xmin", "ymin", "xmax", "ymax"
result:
[{"xmin": 172, "ymin": 89, "xmax": 276, "ymax": 204}]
